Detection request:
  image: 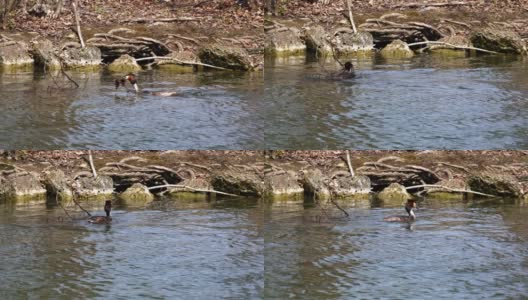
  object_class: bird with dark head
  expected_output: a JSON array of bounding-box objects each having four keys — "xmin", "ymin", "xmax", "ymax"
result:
[
  {"xmin": 115, "ymin": 73, "xmax": 178, "ymax": 96},
  {"xmin": 89, "ymin": 200, "xmax": 113, "ymax": 224},
  {"xmin": 383, "ymin": 199, "xmax": 417, "ymax": 222}
]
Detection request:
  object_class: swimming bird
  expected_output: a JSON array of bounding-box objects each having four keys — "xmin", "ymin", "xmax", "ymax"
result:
[
  {"xmin": 89, "ymin": 200, "xmax": 112, "ymax": 224},
  {"xmin": 115, "ymin": 73, "xmax": 178, "ymax": 96},
  {"xmin": 331, "ymin": 61, "xmax": 355, "ymax": 79},
  {"xmin": 383, "ymin": 199, "xmax": 417, "ymax": 222}
]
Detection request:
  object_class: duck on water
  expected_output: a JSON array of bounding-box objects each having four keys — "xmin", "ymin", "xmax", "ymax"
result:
[
  {"xmin": 305, "ymin": 61, "xmax": 356, "ymax": 80},
  {"xmin": 383, "ymin": 199, "xmax": 417, "ymax": 222},
  {"xmin": 89, "ymin": 200, "xmax": 112, "ymax": 224},
  {"xmin": 115, "ymin": 73, "xmax": 179, "ymax": 96}
]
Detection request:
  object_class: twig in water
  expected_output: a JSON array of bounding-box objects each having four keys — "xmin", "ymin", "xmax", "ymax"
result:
[{"xmin": 331, "ymin": 199, "xmax": 350, "ymax": 217}]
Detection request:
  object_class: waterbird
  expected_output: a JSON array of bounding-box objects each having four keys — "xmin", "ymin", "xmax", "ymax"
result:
[
  {"xmin": 304, "ymin": 61, "xmax": 356, "ymax": 80},
  {"xmin": 115, "ymin": 73, "xmax": 179, "ymax": 96},
  {"xmin": 89, "ymin": 200, "xmax": 112, "ymax": 224},
  {"xmin": 383, "ymin": 199, "xmax": 417, "ymax": 222}
]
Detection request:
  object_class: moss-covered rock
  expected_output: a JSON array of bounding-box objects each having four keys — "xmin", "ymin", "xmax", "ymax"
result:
[
  {"xmin": 265, "ymin": 28, "xmax": 306, "ymax": 55},
  {"xmin": 73, "ymin": 175, "xmax": 114, "ymax": 200},
  {"xmin": 108, "ymin": 54, "xmax": 141, "ymax": 72},
  {"xmin": 380, "ymin": 40, "xmax": 414, "ymax": 58},
  {"xmin": 0, "ymin": 41, "xmax": 34, "ymax": 67},
  {"xmin": 198, "ymin": 44, "xmax": 252, "ymax": 70},
  {"xmin": 333, "ymin": 31, "xmax": 374, "ymax": 55},
  {"xmin": 264, "ymin": 171, "xmax": 304, "ymax": 201},
  {"xmin": 471, "ymin": 26, "xmax": 527, "ymax": 54},
  {"xmin": 303, "ymin": 25, "xmax": 332, "ymax": 55},
  {"xmin": 211, "ymin": 171, "xmax": 264, "ymax": 196},
  {"xmin": 30, "ymin": 39, "xmax": 61, "ymax": 71},
  {"xmin": 119, "ymin": 183, "xmax": 154, "ymax": 204},
  {"xmin": 59, "ymin": 46, "xmax": 102, "ymax": 70},
  {"xmin": 302, "ymin": 169, "xmax": 331, "ymax": 200},
  {"xmin": 168, "ymin": 178, "xmax": 214, "ymax": 201},
  {"xmin": 377, "ymin": 183, "xmax": 411, "ymax": 203},
  {"xmin": 426, "ymin": 178, "xmax": 468, "ymax": 200},
  {"xmin": 1, "ymin": 173, "xmax": 47, "ymax": 203},
  {"xmin": 43, "ymin": 169, "xmax": 73, "ymax": 202},
  {"xmin": 329, "ymin": 175, "xmax": 371, "ymax": 199},
  {"xmin": 156, "ymin": 51, "xmax": 199, "ymax": 73},
  {"xmin": 468, "ymin": 171, "xmax": 522, "ymax": 198}
]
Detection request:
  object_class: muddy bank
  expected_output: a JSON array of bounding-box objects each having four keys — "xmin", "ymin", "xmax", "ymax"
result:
[
  {"xmin": 1, "ymin": 1, "xmax": 264, "ymax": 72},
  {"xmin": 1, "ymin": 150, "xmax": 527, "ymax": 207},
  {"xmin": 265, "ymin": 1, "xmax": 528, "ymax": 57}
]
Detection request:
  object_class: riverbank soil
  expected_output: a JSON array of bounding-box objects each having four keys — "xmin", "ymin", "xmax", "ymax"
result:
[
  {"xmin": 268, "ymin": 0, "xmax": 528, "ymax": 35},
  {"xmin": 1, "ymin": 0, "xmax": 264, "ymax": 66}
]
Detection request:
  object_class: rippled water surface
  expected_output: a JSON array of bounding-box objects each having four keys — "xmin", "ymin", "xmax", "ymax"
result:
[
  {"xmin": 265, "ymin": 199, "xmax": 528, "ymax": 299},
  {"xmin": 1, "ymin": 197, "xmax": 527, "ymax": 299},
  {"xmin": 0, "ymin": 70, "xmax": 263, "ymax": 149},
  {"xmin": 265, "ymin": 54, "xmax": 528, "ymax": 149},
  {"xmin": 0, "ymin": 199, "xmax": 263, "ymax": 299}
]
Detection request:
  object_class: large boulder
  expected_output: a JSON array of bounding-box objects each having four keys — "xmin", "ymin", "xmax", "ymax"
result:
[
  {"xmin": 31, "ymin": 39, "xmax": 61, "ymax": 70},
  {"xmin": 377, "ymin": 183, "xmax": 411, "ymax": 203},
  {"xmin": 198, "ymin": 44, "xmax": 252, "ymax": 71},
  {"xmin": 1, "ymin": 173, "xmax": 47, "ymax": 202},
  {"xmin": 211, "ymin": 171, "xmax": 264, "ymax": 197},
  {"xmin": 329, "ymin": 175, "xmax": 371, "ymax": 198},
  {"xmin": 303, "ymin": 25, "xmax": 332, "ymax": 54},
  {"xmin": 43, "ymin": 170, "xmax": 73, "ymax": 202},
  {"xmin": 168, "ymin": 178, "xmax": 213, "ymax": 200},
  {"xmin": 302, "ymin": 169, "xmax": 331, "ymax": 200},
  {"xmin": 265, "ymin": 28, "xmax": 306, "ymax": 54},
  {"xmin": 471, "ymin": 26, "xmax": 527, "ymax": 54},
  {"xmin": 108, "ymin": 54, "xmax": 141, "ymax": 72},
  {"xmin": 380, "ymin": 39, "xmax": 414, "ymax": 58},
  {"xmin": 0, "ymin": 41, "xmax": 34, "ymax": 67},
  {"xmin": 59, "ymin": 46, "xmax": 102, "ymax": 69},
  {"xmin": 333, "ymin": 30, "xmax": 374, "ymax": 55},
  {"xmin": 156, "ymin": 51, "xmax": 199, "ymax": 72},
  {"xmin": 73, "ymin": 175, "xmax": 114, "ymax": 200},
  {"xmin": 264, "ymin": 172, "xmax": 304, "ymax": 201},
  {"xmin": 425, "ymin": 178, "xmax": 468, "ymax": 200},
  {"xmin": 468, "ymin": 171, "xmax": 522, "ymax": 198},
  {"xmin": 119, "ymin": 183, "xmax": 154, "ymax": 205}
]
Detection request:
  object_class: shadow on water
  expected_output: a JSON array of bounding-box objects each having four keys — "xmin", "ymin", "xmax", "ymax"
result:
[
  {"xmin": 264, "ymin": 53, "xmax": 528, "ymax": 149},
  {"xmin": 0, "ymin": 69, "xmax": 264, "ymax": 149}
]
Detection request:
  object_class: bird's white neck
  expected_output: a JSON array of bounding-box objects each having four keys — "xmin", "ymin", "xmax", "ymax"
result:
[
  {"xmin": 409, "ymin": 208, "xmax": 416, "ymax": 219},
  {"xmin": 133, "ymin": 83, "xmax": 139, "ymax": 93}
]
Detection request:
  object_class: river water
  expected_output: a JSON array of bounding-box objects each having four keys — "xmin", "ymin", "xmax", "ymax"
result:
[
  {"xmin": 1, "ymin": 197, "xmax": 527, "ymax": 299},
  {"xmin": 0, "ymin": 69, "xmax": 264, "ymax": 149},
  {"xmin": 265, "ymin": 54, "xmax": 528, "ymax": 149}
]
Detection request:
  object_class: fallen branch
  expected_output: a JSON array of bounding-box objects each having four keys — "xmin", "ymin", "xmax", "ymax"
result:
[
  {"xmin": 147, "ymin": 184, "xmax": 238, "ymax": 197},
  {"xmin": 344, "ymin": 0, "xmax": 357, "ymax": 34},
  {"xmin": 123, "ymin": 17, "xmax": 201, "ymax": 24},
  {"xmin": 436, "ymin": 162, "xmax": 469, "ymax": 172},
  {"xmin": 135, "ymin": 56, "xmax": 228, "ymax": 70},
  {"xmin": 405, "ymin": 184, "xmax": 495, "ymax": 198},
  {"xmin": 71, "ymin": 0, "xmax": 85, "ymax": 48},
  {"xmin": 407, "ymin": 41, "xmax": 499, "ymax": 54},
  {"xmin": 88, "ymin": 150, "xmax": 97, "ymax": 178},
  {"xmin": 346, "ymin": 150, "xmax": 355, "ymax": 177},
  {"xmin": 168, "ymin": 34, "xmax": 199, "ymax": 45},
  {"xmin": 392, "ymin": 2, "xmax": 469, "ymax": 9}
]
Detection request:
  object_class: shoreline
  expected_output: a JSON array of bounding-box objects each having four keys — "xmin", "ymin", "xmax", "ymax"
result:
[{"xmin": 1, "ymin": 150, "xmax": 527, "ymax": 207}]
